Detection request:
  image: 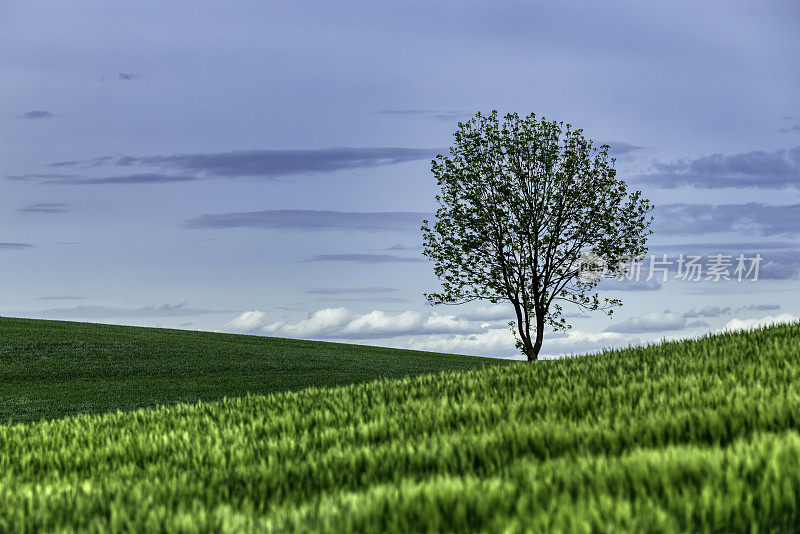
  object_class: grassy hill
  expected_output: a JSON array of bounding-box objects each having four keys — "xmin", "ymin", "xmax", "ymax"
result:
[
  {"xmin": 2, "ymin": 318, "xmax": 800, "ymax": 531},
  {"xmin": 0, "ymin": 316, "xmax": 506, "ymax": 423}
]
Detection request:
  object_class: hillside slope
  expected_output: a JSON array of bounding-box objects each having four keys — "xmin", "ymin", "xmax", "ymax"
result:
[
  {"xmin": 1, "ymin": 322, "xmax": 799, "ymax": 531},
  {"xmin": 0, "ymin": 316, "xmax": 505, "ymax": 422}
]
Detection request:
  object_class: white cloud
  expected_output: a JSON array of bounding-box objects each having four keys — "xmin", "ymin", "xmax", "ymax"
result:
[
  {"xmin": 262, "ymin": 307, "xmax": 353, "ymax": 337},
  {"xmin": 226, "ymin": 310, "xmax": 268, "ymax": 330},
  {"xmin": 422, "ymin": 314, "xmax": 476, "ymax": 334},
  {"xmin": 223, "ymin": 307, "xmax": 652, "ymax": 358},
  {"xmin": 405, "ymin": 327, "xmax": 631, "ymax": 359},
  {"xmin": 719, "ymin": 313, "xmax": 797, "ymax": 332},
  {"xmin": 242, "ymin": 307, "xmax": 480, "ymax": 339},
  {"xmin": 406, "ymin": 328, "xmax": 517, "ymax": 355},
  {"xmin": 342, "ymin": 310, "xmax": 421, "ymax": 336}
]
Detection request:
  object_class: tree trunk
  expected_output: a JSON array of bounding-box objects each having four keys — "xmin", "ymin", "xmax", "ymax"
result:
[
  {"xmin": 526, "ymin": 312, "xmax": 545, "ymax": 362},
  {"xmin": 521, "ymin": 341, "xmax": 536, "ymax": 361}
]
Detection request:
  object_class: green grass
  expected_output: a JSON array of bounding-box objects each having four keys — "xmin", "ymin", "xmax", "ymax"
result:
[
  {"xmin": 2, "ymin": 318, "xmax": 800, "ymax": 531},
  {"xmin": 0, "ymin": 316, "xmax": 505, "ymax": 423}
]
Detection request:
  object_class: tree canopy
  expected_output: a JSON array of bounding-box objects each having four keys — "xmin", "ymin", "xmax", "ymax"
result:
[{"xmin": 422, "ymin": 111, "xmax": 653, "ymax": 360}]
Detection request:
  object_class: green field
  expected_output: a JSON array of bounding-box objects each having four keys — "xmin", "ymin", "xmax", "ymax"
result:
[
  {"xmin": 2, "ymin": 318, "xmax": 800, "ymax": 531},
  {"xmin": 0, "ymin": 316, "xmax": 504, "ymax": 423}
]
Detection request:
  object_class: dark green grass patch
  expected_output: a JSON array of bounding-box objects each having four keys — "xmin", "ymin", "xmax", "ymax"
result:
[{"xmin": 0, "ymin": 316, "xmax": 505, "ymax": 423}]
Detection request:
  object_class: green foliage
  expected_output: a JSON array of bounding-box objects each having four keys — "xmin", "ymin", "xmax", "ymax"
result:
[
  {"xmin": 1, "ymin": 322, "xmax": 800, "ymax": 531},
  {"xmin": 422, "ymin": 111, "xmax": 653, "ymax": 359},
  {"xmin": 0, "ymin": 316, "xmax": 503, "ymax": 423}
]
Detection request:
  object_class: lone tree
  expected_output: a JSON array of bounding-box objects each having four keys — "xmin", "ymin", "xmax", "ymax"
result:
[{"xmin": 422, "ymin": 111, "xmax": 653, "ymax": 361}]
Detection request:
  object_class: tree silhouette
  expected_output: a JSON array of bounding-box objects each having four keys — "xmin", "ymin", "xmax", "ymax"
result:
[{"xmin": 422, "ymin": 111, "xmax": 653, "ymax": 360}]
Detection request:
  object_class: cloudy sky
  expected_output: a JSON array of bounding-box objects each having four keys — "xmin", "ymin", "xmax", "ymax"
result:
[{"xmin": 2, "ymin": 1, "xmax": 799, "ymax": 359}]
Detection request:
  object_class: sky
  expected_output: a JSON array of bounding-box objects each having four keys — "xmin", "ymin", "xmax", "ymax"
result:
[{"xmin": 2, "ymin": 1, "xmax": 799, "ymax": 359}]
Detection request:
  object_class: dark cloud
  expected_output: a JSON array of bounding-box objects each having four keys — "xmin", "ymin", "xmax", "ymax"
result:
[
  {"xmin": 19, "ymin": 110, "xmax": 53, "ymax": 119},
  {"xmin": 14, "ymin": 303, "xmax": 227, "ymax": 319},
  {"xmin": 118, "ymin": 72, "xmax": 140, "ymax": 80},
  {"xmin": 281, "ymin": 294, "xmax": 412, "ymax": 308},
  {"xmin": 306, "ymin": 296, "xmax": 411, "ymax": 304},
  {"xmin": 11, "ymin": 173, "xmax": 197, "ymax": 185},
  {"xmin": 184, "ymin": 210, "xmax": 428, "ymax": 231},
  {"xmin": 736, "ymin": 304, "xmax": 780, "ymax": 312},
  {"xmin": 779, "ymin": 117, "xmax": 800, "ymax": 134},
  {"xmin": 29, "ymin": 147, "xmax": 439, "ymax": 184},
  {"xmin": 305, "ymin": 287, "xmax": 398, "ymax": 295},
  {"xmin": 606, "ymin": 306, "xmax": 737, "ymax": 334},
  {"xmin": 646, "ymin": 242, "xmax": 800, "ymax": 280},
  {"xmin": 650, "ymin": 241, "xmax": 799, "ymax": 252},
  {"xmin": 385, "ymin": 244, "xmax": 423, "ymax": 251},
  {"xmin": 653, "ymin": 203, "xmax": 800, "ymax": 236},
  {"xmin": 304, "ymin": 254, "xmax": 425, "ymax": 263},
  {"xmin": 71, "ymin": 147, "xmax": 436, "ymax": 177},
  {"xmin": 604, "ymin": 311, "xmax": 686, "ymax": 333},
  {"xmin": 598, "ymin": 141, "xmax": 648, "ymax": 156},
  {"xmin": 758, "ymin": 250, "xmax": 800, "ymax": 280},
  {"xmin": 683, "ymin": 306, "xmax": 731, "ymax": 318},
  {"xmin": 17, "ymin": 202, "xmax": 70, "ymax": 214},
  {"xmin": 49, "ymin": 157, "xmax": 113, "ymax": 168},
  {"xmin": 0, "ymin": 243, "xmax": 34, "ymax": 250},
  {"xmin": 6, "ymin": 173, "xmax": 86, "ymax": 181},
  {"xmin": 62, "ymin": 173, "xmax": 196, "ymax": 185},
  {"xmin": 135, "ymin": 147, "xmax": 440, "ymax": 177},
  {"xmin": 637, "ymin": 146, "xmax": 800, "ymax": 188},
  {"xmin": 608, "ymin": 250, "xmax": 799, "ymax": 281}
]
